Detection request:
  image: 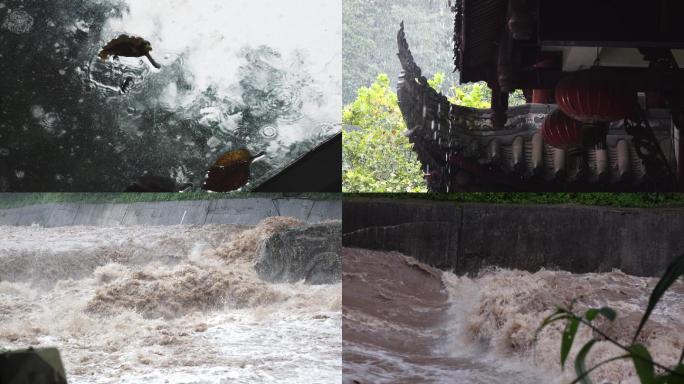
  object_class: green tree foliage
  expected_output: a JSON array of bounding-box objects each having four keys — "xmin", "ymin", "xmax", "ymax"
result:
[
  {"xmin": 343, "ymin": 72, "xmax": 499, "ymax": 192},
  {"xmin": 342, "ymin": 72, "xmax": 528, "ymax": 192},
  {"xmin": 429, "ymin": 72, "xmax": 527, "ymax": 108},
  {"xmin": 428, "ymin": 73, "xmax": 492, "ymax": 108},
  {"xmin": 341, "ymin": 72, "xmax": 523, "ymax": 192},
  {"xmin": 450, "ymin": 83, "xmax": 494, "ymax": 109},
  {"xmin": 342, "ymin": 74, "xmax": 427, "ymax": 192}
]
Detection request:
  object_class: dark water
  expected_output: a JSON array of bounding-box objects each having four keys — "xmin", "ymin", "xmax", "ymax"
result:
[
  {"xmin": 342, "ymin": 248, "xmax": 547, "ymax": 384},
  {"xmin": 343, "ymin": 248, "xmax": 684, "ymax": 384},
  {"xmin": 0, "ymin": 0, "xmax": 340, "ymax": 191}
]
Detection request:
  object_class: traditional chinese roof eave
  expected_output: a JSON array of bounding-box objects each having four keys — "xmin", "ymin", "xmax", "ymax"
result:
[
  {"xmin": 453, "ymin": 0, "xmax": 508, "ymax": 85},
  {"xmin": 398, "ymin": 24, "xmax": 678, "ymax": 192}
]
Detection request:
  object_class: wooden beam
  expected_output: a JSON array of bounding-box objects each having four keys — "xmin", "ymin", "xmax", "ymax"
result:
[
  {"xmin": 512, "ymin": 67, "xmax": 684, "ymax": 91},
  {"xmin": 490, "ymin": 83, "xmax": 509, "ymax": 128}
]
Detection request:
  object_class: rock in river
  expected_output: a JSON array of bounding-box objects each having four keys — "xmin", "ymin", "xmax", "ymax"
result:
[{"xmin": 255, "ymin": 221, "xmax": 341, "ymax": 285}]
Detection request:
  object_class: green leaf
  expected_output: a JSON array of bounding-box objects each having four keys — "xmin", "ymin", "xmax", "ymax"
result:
[
  {"xmin": 633, "ymin": 254, "xmax": 684, "ymax": 344},
  {"xmin": 584, "ymin": 309, "xmax": 598, "ymax": 321},
  {"xmin": 562, "ymin": 317, "xmax": 581, "ymax": 368},
  {"xmin": 585, "ymin": 307, "xmax": 617, "ymax": 322},
  {"xmin": 574, "ymin": 340, "xmax": 598, "ymax": 384},
  {"xmin": 629, "ymin": 343, "xmax": 656, "ymax": 384}
]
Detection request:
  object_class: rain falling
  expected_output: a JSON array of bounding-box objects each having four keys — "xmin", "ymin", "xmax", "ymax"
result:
[{"xmin": 0, "ymin": 0, "xmax": 341, "ymax": 191}]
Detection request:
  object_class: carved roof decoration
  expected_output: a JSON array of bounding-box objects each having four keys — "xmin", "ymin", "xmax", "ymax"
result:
[{"xmin": 398, "ymin": 24, "xmax": 678, "ymax": 191}]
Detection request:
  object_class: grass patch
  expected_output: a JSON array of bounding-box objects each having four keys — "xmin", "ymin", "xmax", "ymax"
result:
[
  {"xmin": 346, "ymin": 193, "xmax": 684, "ymax": 208},
  {"xmin": 4, "ymin": 192, "xmax": 683, "ymax": 210},
  {"xmin": 0, "ymin": 192, "xmax": 341, "ymax": 209}
]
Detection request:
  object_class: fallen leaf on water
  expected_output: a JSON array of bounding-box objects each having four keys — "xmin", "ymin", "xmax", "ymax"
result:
[
  {"xmin": 99, "ymin": 34, "xmax": 161, "ymax": 69},
  {"xmin": 202, "ymin": 149, "xmax": 265, "ymax": 192}
]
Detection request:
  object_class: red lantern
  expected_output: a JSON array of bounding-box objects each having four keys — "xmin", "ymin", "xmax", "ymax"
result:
[
  {"xmin": 555, "ymin": 69, "xmax": 637, "ymax": 124},
  {"xmin": 541, "ymin": 109, "xmax": 582, "ymax": 151}
]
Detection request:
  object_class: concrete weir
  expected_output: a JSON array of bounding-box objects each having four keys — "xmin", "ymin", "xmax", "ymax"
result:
[
  {"xmin": 343, "ymin": 198, "xmax": 684, "ymax": 277},
  {"xmin": 0, "ymin": 197, "xmax": 341, "ymax": 227}
]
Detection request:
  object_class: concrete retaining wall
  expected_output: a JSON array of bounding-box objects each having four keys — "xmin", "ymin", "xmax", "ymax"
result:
[
  {"xmin": 343, "ymin": 198, "xmax": 684, "ymax": 277},
  {"xmin": 0, "ymin": 198, "xmax": 341, "ymax": 227}
]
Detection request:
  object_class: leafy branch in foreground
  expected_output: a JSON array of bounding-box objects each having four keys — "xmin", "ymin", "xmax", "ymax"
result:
[{"xmin": 537, "ymin": 253, "xmax": 684, "ymax": 384}]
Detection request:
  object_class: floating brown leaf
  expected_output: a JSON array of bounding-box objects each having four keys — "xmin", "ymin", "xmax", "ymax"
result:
[
  {"xmin": 98, "ymin": 34, "xmax": 161, "ymax": 69},
  {"xmin": 202, "ymin": 149, "xmax": 265, "ymax": 192}
]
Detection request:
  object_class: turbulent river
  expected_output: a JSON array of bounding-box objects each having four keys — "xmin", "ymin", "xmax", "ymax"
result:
[
  {"xmin": 343, "ymin": 248, "xmax": 684, "ymax": 384},
  {"xmin": 0, "ymin": 218, "xmax": 342, "ymax": 383}
]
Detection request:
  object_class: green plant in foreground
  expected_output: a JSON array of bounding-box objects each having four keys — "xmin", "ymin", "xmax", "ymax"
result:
[{"xmin": 538, "ymin": 254, "xmax": 684, "ymax": 384}]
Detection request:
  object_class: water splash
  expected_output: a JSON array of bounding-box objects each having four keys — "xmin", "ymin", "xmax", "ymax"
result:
[
  {"xmin": 2, "ymin": 9, "xmax": 33, "ymax": 34},
  {"xmin": 344, "ymin": 248, "xmax": 684, "ymax": 384},
  {"xmin": 0, "ymin": 219, "xmax": 341, "ymax": 383}
]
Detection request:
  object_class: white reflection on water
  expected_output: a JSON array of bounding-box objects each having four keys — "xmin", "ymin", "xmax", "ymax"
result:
[
  {"xmin": 103, "ymin": 0, "xmax": 342, "ymax": 160},
  {"xmin": 0, "ymin": 0, "xmax": 341, "ymax": 191}
]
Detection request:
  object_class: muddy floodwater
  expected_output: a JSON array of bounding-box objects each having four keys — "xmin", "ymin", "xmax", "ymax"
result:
[
  {"xmin": 0, "ymin": 218, "xmax": 341, "ymax": 383},
  {"xmin": 343, "ymin": 248, "xmax": 684, "ymax": 384}
]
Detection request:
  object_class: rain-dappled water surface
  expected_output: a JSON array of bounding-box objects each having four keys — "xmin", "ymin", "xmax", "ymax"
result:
[{"xmin": 0, "ymin": 0, "xmax": 341, "ymax": 191}]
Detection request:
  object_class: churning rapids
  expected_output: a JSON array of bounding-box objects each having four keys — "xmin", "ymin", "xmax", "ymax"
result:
[
  {"xmin": 343, "ymin": 248, "xmax": 684, "ymax": 384},
  {"xmin": 0, "ymin": 218, "xmax": 341, "ymax": 383}
]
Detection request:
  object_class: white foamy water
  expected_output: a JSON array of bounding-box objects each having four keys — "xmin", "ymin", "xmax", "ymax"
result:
[
  {"xmin": 343, "ymin": 248, "xmax": 684, "ymax": 384},
  {"xmin": 442, "ymin": 268, "xmax": 684, "ymax": 384},
  {"xmin": 0, "ymin": 219, "xmax": 342, "ymax": 384},
  {"xmin": 102, "ymin": 0, "xmax": 342, "ymax": 145}
]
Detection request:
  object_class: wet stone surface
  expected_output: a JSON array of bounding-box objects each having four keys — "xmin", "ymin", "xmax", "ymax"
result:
[{"xmin": 255, "ymin": 221, "xmax": 342, "ymax": 285}]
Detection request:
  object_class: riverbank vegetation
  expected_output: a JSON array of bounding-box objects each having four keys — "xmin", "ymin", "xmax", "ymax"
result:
[
  {"xmin": 0, "ymin": 192, "xmax": 340, "ymax": 209},
  {"xmin": 344, "ymin": 192, "xmax": 684, "ymax": 208}
]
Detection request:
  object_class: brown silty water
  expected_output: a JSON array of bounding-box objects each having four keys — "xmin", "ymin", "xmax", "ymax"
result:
[
  {"xmin": 343, "ymin": 248, "xmax": 684, "ymax": 384},
  {"xmin": 0, "ymin": 217, "xmax": 342, "ymax": 384}
]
